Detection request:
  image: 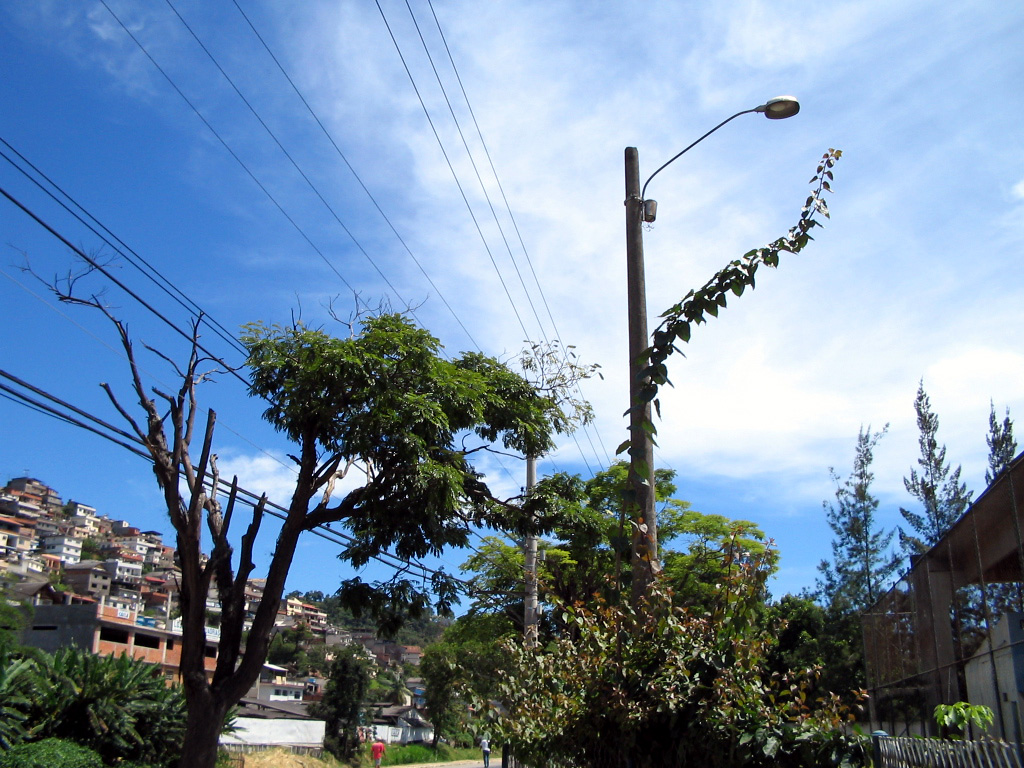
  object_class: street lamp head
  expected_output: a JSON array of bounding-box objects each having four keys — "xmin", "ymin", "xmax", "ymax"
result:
[{"xmin": 756, "ymin": 96, "xmax": 800, "ymax": 120}]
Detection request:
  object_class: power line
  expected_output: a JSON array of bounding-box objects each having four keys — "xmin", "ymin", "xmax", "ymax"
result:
[
  {"xmin": 119, "ymin": 0, "xmax": 607, "ymax": 480},
  {"xmin": 227, "ymin": 0, "xmax": 481, "ymax": 352},
  {"xmin": 421, "ymin": 3, "xmax": 606, "ymax": 468},
  {"xmin": 162, "ymin": 0, "xmax": 418, "ymax": 320},
  {"xmin": 0, "ymin": 180, "xmax": 529, "ymax": 502},
  {"xmin": 373, "ymin": 0, "xmax": 531, "ymax": 340},
  {"xmin": 96, "ymin": 3, "xmax": 527, "ymax": 492},
  {"xmin": 402, "ymin": 0, "xmax": 547, "ymax": 342},
  {"xmin": 1, "ymin": 263, "xmax": 301, "ymax": 481},
  {"xmin": 0, "ymin": 367, "xmax": 468, "ymax": 590},
  {"xmin": 0, "ymin": 184, "xmax": 251, "ymax": 388},
  {"xmin": 374, "ymin": 1, "xmax": 604, "ymax": 481},
  {"xmin": 98, "ymin": 0, "xmax": 359, "ymax": 298},
  {"xmin": 0, "ymin": 137, "xmax": 247, "ymax": 358}
]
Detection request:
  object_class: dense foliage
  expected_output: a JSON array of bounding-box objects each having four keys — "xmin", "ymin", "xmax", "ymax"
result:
[
  {"xmin": 0, "ymin": 647, "xmax": 185, "ymax": 767},
  {"xmin": 309, "ymin": 645, "xmax": 373, "ymax": 760},
  {"xmin": 490, "ymin": 537, "xmax": 868, "ymax": 768},
  {"xmin": 421, "ymin": 613, "xmax": 516, "ymax": 747},
  {"xmin": 765, "ymin": 596, "xmax": 866, "ymax": 710}
]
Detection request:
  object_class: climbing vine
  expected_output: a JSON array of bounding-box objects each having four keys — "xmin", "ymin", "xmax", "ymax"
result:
[{"xmin": 618, "ymin": 148, "xmax": 842, "ymax": 458}]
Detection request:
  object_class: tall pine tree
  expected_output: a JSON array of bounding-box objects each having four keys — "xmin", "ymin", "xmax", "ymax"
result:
[
  {"xmin": 985, "ymin": 402, "xmax": 1017, "ymax": 485},
  {"xmin": 899, "ymin": 381, "xmax": 973, "ymax": 556},
  {"xmin": 817, "ymin": 425, "xmax": 900, "ymax": 611}
]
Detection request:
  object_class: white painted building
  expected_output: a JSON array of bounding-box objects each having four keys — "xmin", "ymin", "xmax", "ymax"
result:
[
  {"xmin": 41, "ymin": 534, "xmax": 83, "ymax": 565},
  {"xmin": 103, "ymin": 556, "xmax": 143, "ymax": 584}
]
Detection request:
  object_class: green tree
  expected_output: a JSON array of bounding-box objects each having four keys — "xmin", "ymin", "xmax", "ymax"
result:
[
  {"xmin": 765, "ymin": 595, "xmax": 866, "ymax": 710},
  {"xmin": 421, "ymin": 613, "xmax": 516, "ymax": 747},
  {"xmin": 78, "ymin": 538, "xmax": 102, "ymax": 562},
  {"xmin": 0, "ymin": 591, "xmax": 30, "ymax": 656},
  {"xmin": 985, "ymin": 402, "xmax": 1017, "ymax": 485},
  {"xmin": 816, "ymin": 426, "xmax": 900, "ymax": 612},
  {"xmin": 493, "ymin": 534, "xmax": 866, "ymax": 768},
  {"xmin": 309, "ymin": 645, "xmax": 372, "ymax": 761},
  {"xmin": 661, "ymin": 510, "xmax": 772, "ymax": 612},
  {"xmin": 265, "ymin": 623, "xmax": 320, "ymax": 673},
  {"xmin": 462, "ymin": 462, "xmax": 767, "ymax": 635},
  {"xmin": 899, "ymin": 382, "xmax": 973, "ymax": 556},
  {"xmin": 420, "ymin": 642, "xmax": 463, "ymax": 747},
  {"xmin": 54, "ymin": 301, "xmax": 570, "ymax": 768}
]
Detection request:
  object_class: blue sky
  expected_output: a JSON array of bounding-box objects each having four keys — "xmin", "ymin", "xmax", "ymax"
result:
[{"xmin": 1, "ymin": 0, "xmax": 1022, "ymax": 605}]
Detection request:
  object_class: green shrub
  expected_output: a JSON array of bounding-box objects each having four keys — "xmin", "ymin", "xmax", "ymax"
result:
[{"xmin": 0, "ymin": 738, "xmax": 104, "ymax": 768}]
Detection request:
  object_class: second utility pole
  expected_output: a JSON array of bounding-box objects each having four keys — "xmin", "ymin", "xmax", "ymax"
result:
[{"xmin": 523, "ymin": 454, "xmax": 539, "ymax": 647}]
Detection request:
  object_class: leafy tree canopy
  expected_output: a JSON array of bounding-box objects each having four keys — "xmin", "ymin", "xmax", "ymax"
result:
[
  {"xmin": 309, "ymin": 645, "xmax": 373, "ymax": 761},
  {"xmin": 492, "ymin": 544, "xmax": 866, "ymax": 768},
  {"xmin": 242, "ymin": 314, "xmax": 572, "ymax": 604}
]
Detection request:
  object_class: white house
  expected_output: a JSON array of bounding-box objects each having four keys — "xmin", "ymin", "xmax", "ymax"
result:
[{"xmin": 41, "ymin": 534, "xmax": 83, "ymax": 565}]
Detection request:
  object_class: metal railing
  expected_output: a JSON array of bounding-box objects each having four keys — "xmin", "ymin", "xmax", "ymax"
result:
[{"xmin": 872, "ymin": 731, "xmax": 1023, "ymax": 768}]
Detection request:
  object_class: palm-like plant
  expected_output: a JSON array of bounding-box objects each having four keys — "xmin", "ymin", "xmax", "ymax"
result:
[
  {"xmin": 0, "ymin": 648, "xmax": 34, "ymax": 748},
  {"xmin": 26, "ymin": 648, "xmax": 185, "ymax": 767}
]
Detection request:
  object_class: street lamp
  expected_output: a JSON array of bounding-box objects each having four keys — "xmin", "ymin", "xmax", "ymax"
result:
[{"xmin": 624, "ymin": 96, "xmax": 799, "ymax": 603}]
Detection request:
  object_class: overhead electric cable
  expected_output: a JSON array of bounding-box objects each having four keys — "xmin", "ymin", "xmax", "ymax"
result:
[
  {"xmin": 0, "ymin": 368, "xmax": 468, "ymax": 589},
  {"xmin": 160, "ymin": 1, "xmax": 585, "ymax": 483},
  {"xmin": 1, "ymin": 264, "xmax": 298, "ymax": 479},
  {"xmin": 1, "ymin": 189, "xmax": 523, "ymax": 492},
  {"xmin": 0, "ymin": 184, "xmax": 252, "ymax": 388},
  {"xmin": 426, "ymin": 1, "xmax": 613, "ymax": 469},
  {"xmin": 402, "ymin": 0, "xmax": 547, "ymax": 342},
  {"xmin": 0, "ymin": 137, "xmax": 246, "ymax": 357},
  {"xmin": 162, "ymin": 0, "xmax": 416, "ymax": 318},
  {"xmin": 373, "ymin": 0, "xmax": 530, "ymax": 340},
  {"xmin": 98, "ymin": 0, "xmax": 359, "ymax": 297},
  {"xmin": 228, "ymin": 0, "xmax": 480, "ymax": 351}
]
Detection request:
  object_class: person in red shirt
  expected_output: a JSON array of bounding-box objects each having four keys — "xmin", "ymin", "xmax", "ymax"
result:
[{"xmin": 372, "ymin": 738, "xmax": 386, "ymax": 767}]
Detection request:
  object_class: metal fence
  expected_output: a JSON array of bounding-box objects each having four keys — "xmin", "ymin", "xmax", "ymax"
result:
[
  {"xmin": 872, "ymin": 732, "xmax": 1023, "ymax": 768},
  {"xmin": 862, "ymin": 454, "xmax": 1024, "ymax": 740}
]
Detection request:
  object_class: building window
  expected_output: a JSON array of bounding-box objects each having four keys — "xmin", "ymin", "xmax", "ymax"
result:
[
  {"xmin": 100, "ymin": 626, "xmax": 129, "ymax": 644},
  {"xmin": 205, "ymin": 645, "xmax": 217, "ymax": 658},
  {"xmin": 135, "ymin": 633, "xmax": 160, "ymax": 649}
]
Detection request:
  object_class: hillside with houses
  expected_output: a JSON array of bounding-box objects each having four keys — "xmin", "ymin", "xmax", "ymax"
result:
[{"xmin": 1, "ymin": 475, "xmax": 440, "ymax": 753}]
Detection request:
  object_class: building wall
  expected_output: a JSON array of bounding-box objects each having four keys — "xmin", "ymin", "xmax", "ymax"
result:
[
  {"xmin": 24, "ymin": 604, "xmax": 98, "ymax": 654},
  {"xmin": 22, "ymin": 602, "xmax": 218, "ymax": 682}
]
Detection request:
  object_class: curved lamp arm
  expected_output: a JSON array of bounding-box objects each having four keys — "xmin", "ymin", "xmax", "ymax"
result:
[{"xmin": 640, "ymin": 96, "xmax": 799, "ymax": 202}]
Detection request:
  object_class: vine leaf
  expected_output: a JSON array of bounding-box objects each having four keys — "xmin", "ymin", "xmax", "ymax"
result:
[{"xmin": 618, "ymin": 148, "xmax": 842, "ymax": 457}]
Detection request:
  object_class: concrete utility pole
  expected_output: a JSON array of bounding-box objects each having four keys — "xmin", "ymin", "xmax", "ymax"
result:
[
  {"xmin": 624, "ymin": 147, "xmax": 660, "ymax": 605},
  {"xmin": 523, "ymin": 454, "xmax": 539, "ymax": 647}
]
